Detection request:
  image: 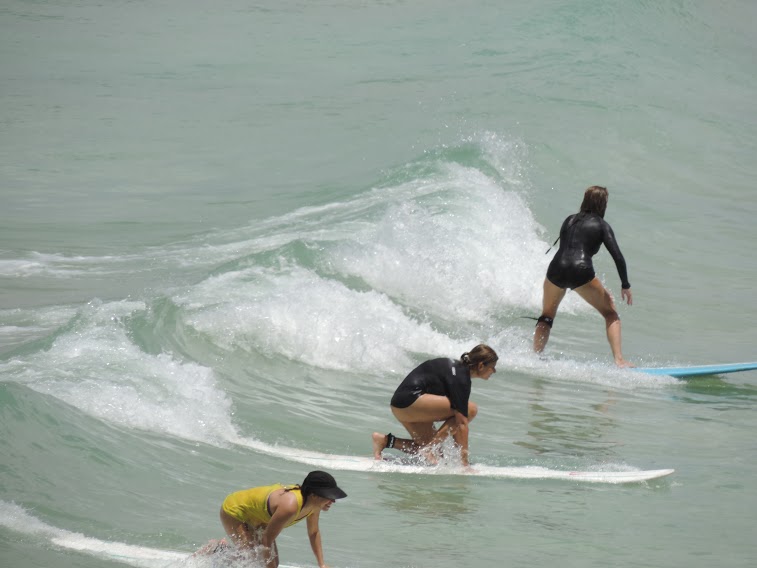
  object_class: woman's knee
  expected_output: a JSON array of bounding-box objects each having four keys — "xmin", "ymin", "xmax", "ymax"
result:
[
  {"xmin": 602, "ymin": 308, "xmax": 620, "ymax": 324},
  {"xmin": 467, "ymin": 401, "xmax": 478, "ymax": 420}
]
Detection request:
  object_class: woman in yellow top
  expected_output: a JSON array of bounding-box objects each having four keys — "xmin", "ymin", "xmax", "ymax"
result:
[{"xmin": 218, "ymin": 470, "xmax": 347, "ymax": 568}]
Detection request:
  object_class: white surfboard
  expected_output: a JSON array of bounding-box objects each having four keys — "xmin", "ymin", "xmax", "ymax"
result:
[
  {"xmin": 636, "ymin": 361, "xmax": 757, "ymax": 378},
  {"xmin": 234, "ymin": 439, "xmax": 673, "ymax": 484},
  {"xmin": 52, "ymin": 535, "xmax": 307, "ymax": 568},
  {"xmin": 287, "ymin": 453, "xmax": 672, "ymax": 483}
]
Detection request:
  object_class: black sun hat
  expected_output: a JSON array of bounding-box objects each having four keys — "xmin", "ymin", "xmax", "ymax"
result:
[{"xmin": 302, "ymin": 471, "xmax": 347, "ymax": 500}]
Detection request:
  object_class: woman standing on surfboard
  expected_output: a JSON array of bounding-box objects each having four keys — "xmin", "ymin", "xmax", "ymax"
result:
[
  {"xmin": 534, "ymin": 185, "xmax": 633, "ymax": 367},
  {"xmin": 201, "ymin": 470, "xmax": 346, "ymax": 568},
  {"xmin": 372, "ymin": 344, "xmax": 498, "ymax": 467}
]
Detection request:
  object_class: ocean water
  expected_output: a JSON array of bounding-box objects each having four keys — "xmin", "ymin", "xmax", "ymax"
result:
[{"xmin": 2, "ymin": 1, "xmax": 757, "ymax": 567}]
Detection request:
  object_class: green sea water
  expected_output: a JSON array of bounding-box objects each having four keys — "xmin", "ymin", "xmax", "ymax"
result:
[{"xmin": 2, "ymin": 1, "xmax": 757, "ymax": 567}]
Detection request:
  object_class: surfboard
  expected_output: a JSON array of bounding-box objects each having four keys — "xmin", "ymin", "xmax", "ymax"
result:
[
  {"xmin": 267, "ymin": 450, "xmax": 672, "ymax": 483},
  {"xmin": 233, "ymin": 438, "xmax": 673, "ymax": 484},
  {"xmin": 52, "ymin": 535, "xmax": 304, "ymax": 568},
  {"xmin": 636, "ymin": 361, "xmax": 757, "ymax": 378}
]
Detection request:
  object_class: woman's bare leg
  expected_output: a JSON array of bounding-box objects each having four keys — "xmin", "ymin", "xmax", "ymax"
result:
[
  {"xmin": 372, "ymin": 397, "xmax": 478, "ymax": 460},
  {"xmin": 372, "ymin": 431, "xmax": 420, "ymax": 459},
  {"xmin": 429, "ymin": 401, "xmax": 477, "ymax": 443},
  {"xmin": 219, "ymin": 509, "xmax": 279, "ymax": 566},
  {"xmin": 193, "ymin": 538, "xmax": 230, "ymax": 556},
  {"xmin": 220, "ymin": 508, "xmax": 260, "ymax": 548},
  {"xmin": 574, "ymin": 278, "xmax": 632, "ymax": 367},
  {"xmin": 534, "ymin": 278, "xmax": 567, "ymax": 353}
]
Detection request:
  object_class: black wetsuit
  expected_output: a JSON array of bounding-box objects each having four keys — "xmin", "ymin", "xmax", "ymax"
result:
[
  {"xmin": 390, "ymin": 358, "xmax": 472, "ymax": 418},
  {"xmin": 546, "ymin": 213, "xmax": 630, "ymax": 290}
]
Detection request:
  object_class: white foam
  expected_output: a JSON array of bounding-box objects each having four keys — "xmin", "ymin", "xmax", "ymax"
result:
[
  {"xmin": 0, "ymin": 501, "xmax": 184, "ymax": 567},
  {"xmin": 0, "ymin": 299, "xmax": 238, "ymax": 445},
  {"xmin": 0, "ymin": 501, "xmax": 307, "ymax": 568},
  {"xmin": 0, "ymin": 251, "xmax": 137, "ymax": 278},
  {"xmin": 168, "ymin": 135, "xmax": 592, "ymax": 375},
  {"xmin": 327, "ymin": 169, "xmax": 546, "ymax": 321},
  {"xmin": 178, "ymin": 265, "xmax": 463, "ymax": 374}
]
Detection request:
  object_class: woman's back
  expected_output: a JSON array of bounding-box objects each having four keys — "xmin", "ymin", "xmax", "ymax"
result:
[{"xmin": 557, "ymin": 213, "xmax": 606, "ymax": 261}]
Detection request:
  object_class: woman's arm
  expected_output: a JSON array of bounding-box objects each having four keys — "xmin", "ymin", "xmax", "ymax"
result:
[
  {"xmin": 452, "ymin": 410, "xmax": 470, "ymax": 466},
  {"xmin": 261, "ymin": 493, "xmax": 298, "ymax": 568},
  {"xmin": 601, "ymin": 221, "xmax": 631, "ymax": 290},
  {"xmin": 306, "ymin": 511, "xmax": 328, "ymax": 568}
]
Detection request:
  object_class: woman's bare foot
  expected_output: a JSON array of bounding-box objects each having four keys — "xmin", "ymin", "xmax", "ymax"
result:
[
  {"xmin": 193, "ymin": 538, "xmax": 229, "ymax": 556},
  {"xmin": 420, "ymin": 447, "xmax": 438, "ymax": 465},
  {"xmin": 372, "ymin": 432, "xmax": 387, "ymax": 460},
  {"xmin": 615, "ymin": 359, "xmax": 635, "ymax": 368}
]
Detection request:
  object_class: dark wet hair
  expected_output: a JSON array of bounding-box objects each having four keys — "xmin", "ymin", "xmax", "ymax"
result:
[
  {"xmin": 460, "ymin": 344, "xmax": 498, "ymax": 368},
  {"xmin": 579, "ymin": 185, "xmax": 608, "ymax": 218}
]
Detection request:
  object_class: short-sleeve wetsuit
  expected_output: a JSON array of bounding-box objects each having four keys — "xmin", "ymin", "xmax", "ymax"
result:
[
  {"xmin": 546, "ymin": 212, "xmax": 630, "ymax": 290},
  {"xmin": 390, "ymin": 358, "xmax": 472, "ymax": 418}
]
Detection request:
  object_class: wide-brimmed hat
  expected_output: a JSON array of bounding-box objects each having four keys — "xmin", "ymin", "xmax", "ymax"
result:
[{"xmin": 302, "ymin": 471, "xmax": 347, "ymax": 500}]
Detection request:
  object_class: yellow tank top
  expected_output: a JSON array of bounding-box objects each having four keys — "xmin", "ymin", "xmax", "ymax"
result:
[{"xmin": 222, "ymin": 484, "xmax": 309, "ymax": 528}]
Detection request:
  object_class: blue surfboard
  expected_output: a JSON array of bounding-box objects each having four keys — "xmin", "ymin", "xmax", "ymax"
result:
[{"xmin": 636, "ymin": 362, "xmax": 757, "ymax": 378}]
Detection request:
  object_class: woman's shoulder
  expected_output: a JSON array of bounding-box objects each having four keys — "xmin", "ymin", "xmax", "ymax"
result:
[
  {"xmin": 418, "ymin": 357, "xmax": 460, "ymax": 376},
  {"xmin": 596, "ymin": 215, "xmax": 614, "ymax": 230},
  {"xmin": 561, "ymin": 213, "xmax": 577, "ymax": 225},
  {"xmin": 269, "ymin": 486, "xmax": 300, "ymax": 513},
  {"xmin": 419, "ymin": 357, "xmax": 452, "ymax": 368}
]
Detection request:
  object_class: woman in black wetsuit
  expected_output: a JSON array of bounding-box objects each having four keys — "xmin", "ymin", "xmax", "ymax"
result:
[
  {"xmin": 534, "ymin": 185, "xmax": 633, "ymax": 366},
  {"xmin": 371, "ymin": 344, "xmax": 498, "ymax": 467}
]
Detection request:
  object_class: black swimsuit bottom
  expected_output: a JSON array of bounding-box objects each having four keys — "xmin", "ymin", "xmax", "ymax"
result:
[
  {"xmin": 546, "ymin": 257, "xmax": 594, "ymax": 289},
  {"xmin": 390, "ymin": 381, "xmax": 424, "ymax": 408},
  {"xmin": 389, "ymin": 358, "xmax": 472, "ymax": 418}
]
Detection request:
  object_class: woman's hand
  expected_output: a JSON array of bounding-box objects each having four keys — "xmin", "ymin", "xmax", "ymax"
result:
[{"xmin": 621, "ymin": 288, "xmax": 633, "ymax": 306}]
